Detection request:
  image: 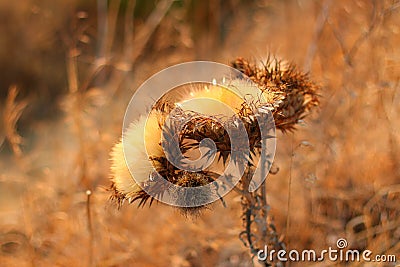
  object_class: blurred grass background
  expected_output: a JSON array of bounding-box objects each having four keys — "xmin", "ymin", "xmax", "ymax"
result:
[{"xmin": 0, "ymin": 0, "xmax": 399, "ymax": 266}]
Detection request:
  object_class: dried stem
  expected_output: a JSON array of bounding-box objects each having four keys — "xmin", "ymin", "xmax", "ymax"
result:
[
  {"xmin": 303, "ymin": 0, "xmax": 332, "ymax": 72},
  {"xmin": 65, "ymin": 41, "xmax": 88, "ymax": 187},
  {"xmin": 86, "ymin": 190, "xmax": 94, "ymax": 266},
  {"xmin": 238, "ymin": 165, "xmax": 286, "ymax": 267},
  {"xmin": 327, "ymin": 0, "xmax": 400, "ymax": 67},
  {"xmin": 285, "ymin": 133, "xmax": 294, "ymax": 252},
  {"xmin": 130, "ymin": 0, "xmax": 175, "ymax": 65},
  {"xmin": 2, "ymin": 85, "xmax": 28, "ymax": 158}
]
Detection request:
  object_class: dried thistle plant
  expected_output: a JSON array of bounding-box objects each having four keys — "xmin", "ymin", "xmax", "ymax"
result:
[{"xmin": 109, "ymin": 57, "xmax": 320, "ymax": 266}]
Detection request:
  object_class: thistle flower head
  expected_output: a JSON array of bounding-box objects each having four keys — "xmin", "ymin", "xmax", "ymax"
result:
[
  {"xmin": 109, "ymin": 58, "xmax": 320, "ymax": 215},
  {"xmin": 231, "ymin": 57, "xmax": 319, "ymax": 131}
]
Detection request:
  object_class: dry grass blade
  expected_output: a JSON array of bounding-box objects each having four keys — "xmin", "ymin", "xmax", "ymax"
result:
[
  {"xmin": 0, "ymin": 110, "xmax": 4, "ymax": 149},
  {"xmin": 303, "ymin": 0, "xmax": 332, "ymax": 72},
  {"xmin": 131, "ymin": 0, "xmax": 175, "ymax": 65}
]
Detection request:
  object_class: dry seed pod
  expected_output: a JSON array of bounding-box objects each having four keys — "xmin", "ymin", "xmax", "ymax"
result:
[{"xmin": 231, "ymin": 57, "xmax": 319, "ymax": 132}]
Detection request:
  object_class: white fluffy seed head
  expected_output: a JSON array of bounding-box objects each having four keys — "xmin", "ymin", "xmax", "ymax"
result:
[
  {"xmin": 110, "ymin": 81, "xmax": 264, "ymax": 199},
  {"xmin": 110, "ymin": 113, "xmax": 163, "ymax": 197}
]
